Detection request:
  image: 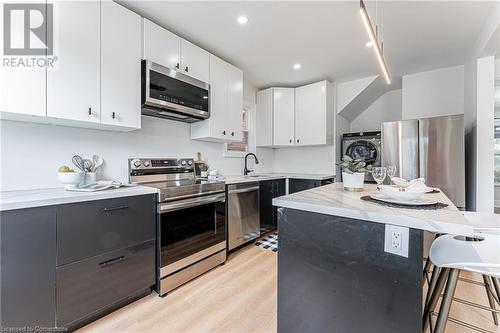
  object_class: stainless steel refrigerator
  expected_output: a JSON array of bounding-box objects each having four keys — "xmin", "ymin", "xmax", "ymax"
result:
[{"xmin": 381, "ymin": 114, "xmax": 465, "ymax": 208}]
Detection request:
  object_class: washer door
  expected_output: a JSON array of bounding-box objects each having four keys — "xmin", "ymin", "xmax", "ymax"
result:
[{"xmin": 345, "ymin": 140, "xmax": 378, "ymax": 165}]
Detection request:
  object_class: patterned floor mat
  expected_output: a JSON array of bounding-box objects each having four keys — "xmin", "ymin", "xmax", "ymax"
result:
[{"xmin": 255, "ymin": 232, "xmax": 278, "ymax": 252}]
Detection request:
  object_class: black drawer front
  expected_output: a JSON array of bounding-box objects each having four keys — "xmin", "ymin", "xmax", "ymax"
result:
[
  {"xmin": 288, "ymin": 179, "xmax": 321, "ymax": 194},
  {"xmin": 57, "ymin": 194, "xmax": 155, "ymax": 265},
  {"xmin": 56, "ymin": 240, "xmax": 155, "ymax": 327}
]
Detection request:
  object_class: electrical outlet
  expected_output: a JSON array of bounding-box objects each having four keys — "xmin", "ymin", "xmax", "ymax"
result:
[{"xmin": 384, "ymin": 225, "xmax": 409, "ymax": 257}]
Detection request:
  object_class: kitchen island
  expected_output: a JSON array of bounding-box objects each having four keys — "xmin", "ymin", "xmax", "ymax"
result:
[{"xmin": 272, "ymin": 183, "xmax": 478, "ymax": 333}]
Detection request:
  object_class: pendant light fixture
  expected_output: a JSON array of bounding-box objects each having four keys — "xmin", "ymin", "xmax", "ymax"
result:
[{"xmin": 360, "ymin": 0, "xmax": 391, "ymax": 84}]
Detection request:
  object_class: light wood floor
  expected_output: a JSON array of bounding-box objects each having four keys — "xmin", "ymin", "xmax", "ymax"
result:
[{"xmin": 79, "ymin": 245, "xmax": 499, "ymax": 333}]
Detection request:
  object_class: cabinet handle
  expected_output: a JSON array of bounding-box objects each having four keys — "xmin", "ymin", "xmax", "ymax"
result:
[
  {"xmin": 112, "ymin": 112, "xmax": 116, "ymax": 119},
  {"xmin": 296, "ymin": 139, "xmax": 300, "ymax": 143},
  {"xmin": 99, "ymin": 256, "xmax": 126, "ymax": 268},
  {"xmin": 88, "ymin": 107, "xmax": 92, "ymax": 116},
  {"xmin": 175, "ymin": 63, "xmax": 180, "ymax": 69},
  {"xmin": 101, "ymin": 205, "xmax": 129, "ymax": 213},
  {"xmin": 231, "ymin": 132, "xmax": 235, "ymax": 136},
  {"xmin": 185, "ymin": 66, "xmax": 189, "ymax": 72},
  {"xmin": 289, "ymin": 139, "xmax": 292, "ymax": 143},
  {"xmin": 222, "ymin": 130, "xmax": 226, "ymax": 135}
]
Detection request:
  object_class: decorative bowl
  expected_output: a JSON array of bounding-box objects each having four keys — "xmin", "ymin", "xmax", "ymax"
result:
[{"xmin": 58, "ymin": 172, "xmax": 83, "ymax": 189}]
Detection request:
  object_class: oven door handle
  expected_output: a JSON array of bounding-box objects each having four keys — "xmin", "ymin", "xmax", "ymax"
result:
[{"xmin": 160, "ymin": 193, "xmax": 225, "ymax": 213}]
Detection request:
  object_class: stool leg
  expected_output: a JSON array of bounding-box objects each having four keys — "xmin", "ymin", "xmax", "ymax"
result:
[
  {"xmin": 425, "ymin": 266, "xmax": 441, "ymax": 308},
  {"xmin": 492, "ymin": 277, "xmax": 500, "ymax": 305},
  {"xmin": 483, "ymin": 275, "xmax": 499, "ymax": 325},
  {"xmin": 434, "ymin": 269, "xmax": 460, "ymax": 333},
  {"xmin": 423, "ymin": 268, "xmax": 449, "ymax": 332},
  {"xmin": 423, "ymin": 258, "xmax": 432, "ymax": 279}
]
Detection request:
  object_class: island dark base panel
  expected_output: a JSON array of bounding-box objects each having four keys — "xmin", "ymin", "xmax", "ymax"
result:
[{"xmin": 278, "ymin": 208, "xmax": 423, "ymax": 333}]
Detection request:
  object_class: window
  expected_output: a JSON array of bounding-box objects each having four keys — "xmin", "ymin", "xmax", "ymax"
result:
[{"xmin": 224, "ymin": 110, "xmax": 250, "ymax": 157}]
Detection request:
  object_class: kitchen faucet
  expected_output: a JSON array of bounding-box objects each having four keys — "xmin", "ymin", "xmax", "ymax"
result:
[{"xmin": 244, "ymin": 153, "xmax": 260, "ymax": 176}]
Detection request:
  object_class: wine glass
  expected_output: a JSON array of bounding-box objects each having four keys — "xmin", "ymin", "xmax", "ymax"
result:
[
  {"xmin": 372, "ymin": 167, "xmax": 387, "ymax": 187},
  {"xmin": 387, "ymin": 165, "xmax": 396, "ymax": 183}
]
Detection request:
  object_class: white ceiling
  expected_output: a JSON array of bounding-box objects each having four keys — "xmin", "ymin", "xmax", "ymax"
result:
[{"xmin": 121, "ymin": 1, "xmax": 495, "ymax": 89}]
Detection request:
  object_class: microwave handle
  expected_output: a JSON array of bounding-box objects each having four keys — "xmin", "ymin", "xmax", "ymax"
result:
[{"xmin": 160, "ymin": 193, "xmax": 225, "ymax": 213}]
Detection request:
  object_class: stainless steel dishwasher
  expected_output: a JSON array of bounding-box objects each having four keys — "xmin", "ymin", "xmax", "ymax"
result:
[{"xmin": 227, "ymin": 182, "xmax": 260, "ymax": 251}]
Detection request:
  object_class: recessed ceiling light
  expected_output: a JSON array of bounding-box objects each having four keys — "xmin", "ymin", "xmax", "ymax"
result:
[
  {"xmin": 365, "ymin": 41, "xmax": 374, "ymax": 48},
  {"xmin": 237, "ymin": 16, "xmax": 248, "ymax": 25},
  {"xmin": 293, "ymin": 63, "xmax": 302, "ymax": 70}
]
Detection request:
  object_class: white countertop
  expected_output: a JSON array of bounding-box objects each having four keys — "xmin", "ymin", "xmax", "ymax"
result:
[
  {"xmin": 224, "ymin": 173, "xmax": 335, "ymax": 185},
  {"xmin": 273, "ymin": 183, "xmax": 480, "ymax": 235},
  {"xmin": 0, "ymin": 186, "xmax": 159, "ymax": 211}
]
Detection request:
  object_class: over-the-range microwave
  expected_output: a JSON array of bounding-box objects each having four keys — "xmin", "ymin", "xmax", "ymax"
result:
[{"xmin": 141, "ymin": 60, "xmax": 210, "ymax": 123}]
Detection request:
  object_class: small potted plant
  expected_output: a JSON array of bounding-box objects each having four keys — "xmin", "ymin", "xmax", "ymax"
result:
[{"xmin": 337, "ymin": 155, "xmax": 372, "ymax": 191}]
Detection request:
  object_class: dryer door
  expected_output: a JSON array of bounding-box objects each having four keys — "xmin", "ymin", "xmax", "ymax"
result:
[{"xmin": 345, "ymin": 140, "xmax": 378, "ymax": 165}]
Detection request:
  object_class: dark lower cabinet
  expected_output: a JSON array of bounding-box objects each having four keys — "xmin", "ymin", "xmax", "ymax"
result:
[
  {"xmin": 57, "ymin": 195, "xmax": 156, "ymax": 266},
  {"xmin": 260, "ymin": 178, "xmax": 286, "ymax": 231},
  {"xmin": 288, "ymin": 177, "xmax": 334, "ymax": 194},
  {"xmin": 1, "ymin": 206, "xmax": 57, "ymax": 330},
  {"xmin": 56, "ymin": 240, "xmax": 155, "ymax": 327},
  {"xmin": 0, "ymin": 194, "xmax": 156, "ymax": 332}
]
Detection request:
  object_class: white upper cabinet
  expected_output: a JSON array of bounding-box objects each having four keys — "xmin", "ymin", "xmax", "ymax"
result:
[
  {"xmin": 226, "ymin": 63, "xmax": 244, "ymax": 141},
  {"xmin": 256, "ymin": 87, "xmax": 295, "ymax": 147},
  {"xmin": 295, "ymin": 80, "xmax": 332, "ymax": 146},
  {"xmin": 256, "ymin": 81, "xmax": 333, "ymax": 147},
  {"xmin": 0, "ymin": 0, "xmax": 46, "ymax": 119},
  {"xmin": 100, "ymin": 1, "xmax": 142, "ymax": 129},
  {"xmin": 0, "ymin": 64, "xmax": 46, "ymax": 118},
  {"xmin": 142, "ymin": 19, "xmax": 210, "ymax": 83},
  {"xmin": 47, "ymin": 1, "xmax": 101, "ymax": 123},
  {"xmin": 273, "ymin": 88, "xmax": 295, "ymax": 146},
  {"xmin": 204, "ymin": 55, "xmax": 227, "ymax": 140},
  {"xmin": 180, "ymin": 39, "xmax": 209, "ymax": 83},
  {"xmin": 256, "ymin": 89, "xmax": 273, "ymax": 147},
  {"xmin": 142, "ymin": 18, "xmax": 181, "ymax": 71},
  {"xmin": 191, "ymin": 55, "xmax": 243, "ymax": 142}
]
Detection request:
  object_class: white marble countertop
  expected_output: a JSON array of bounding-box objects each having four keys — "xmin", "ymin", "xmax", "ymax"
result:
[
  {"xmin": 0, "ymin": 186, "xmax": 159, "ymax": 211},
  {"xmin": 273, "ymin": 183, "xmax": 480, "ymax": 235},
  {"xmin": 224, "ymin": 173, "xmax": 335, "ymax": 185}
]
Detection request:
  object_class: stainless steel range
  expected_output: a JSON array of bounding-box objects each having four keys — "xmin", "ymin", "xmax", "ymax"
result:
[{"xmin": 129, "ymin": 158, "xmax": 226, "ymax": 296}]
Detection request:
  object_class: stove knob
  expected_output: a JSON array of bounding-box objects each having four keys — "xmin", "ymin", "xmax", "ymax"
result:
[
  {"xmin": 188, "ymin": 160, "xmax": 193, "ymax": 166},
  {"xmin": 133, "ymin": 160, "xmax": 142, "ymax": 168},
  {"xmin": 181, "ymin": 160, "xmax": 187, "ymax": 166},
  {"xmin": 143, "ymin": 160, "xmax": 151, "ymax": 167}
]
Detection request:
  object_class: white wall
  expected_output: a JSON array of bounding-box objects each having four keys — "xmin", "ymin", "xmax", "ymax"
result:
[
  {"xmin": 402, "ymin": 65, "xmax": 464, "ymax": 120},
  {"xmin": 336, "ymin": 76, "xmax": 377, "ymax": 114},
  {"xmin": 272, "ymin": 146, "xmax": 335, "ymax": 175},
  {"xmin": 350, "ymin": 89, "xmax": 402, "ymax": 132},
  {"xmin": 476, "ymin": 56, "xmax": 496, "ymax": 213},
  {"xmin": 0, "ymin": 116, "xmax": 271, "ymax": 191}
]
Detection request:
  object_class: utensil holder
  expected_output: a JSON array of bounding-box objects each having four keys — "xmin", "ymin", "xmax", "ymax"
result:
[{"xmin": 83, "ymin": 172, "xmax": 97, "ymax": 186}]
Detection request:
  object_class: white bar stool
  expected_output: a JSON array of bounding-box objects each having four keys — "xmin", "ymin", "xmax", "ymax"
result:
[
  {"xmin": 423, "ymin": 233, "xmax": 500, "ymax": 333},
  {"xmin": 464, "ymin": 212, "xmax": 500, "ymax": 305}
]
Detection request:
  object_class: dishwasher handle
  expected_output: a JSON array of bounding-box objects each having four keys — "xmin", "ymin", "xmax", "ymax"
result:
[{"xmin": 228, "ymin": 186, "xmax": 260, "ymax": 195}]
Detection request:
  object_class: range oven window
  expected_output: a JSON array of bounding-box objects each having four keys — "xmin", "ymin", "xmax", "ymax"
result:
[
  {"xmin": 149, "ymin": 70, "xmax": 209, "ymax": 112},
  {"xmin": 160, "ymin": 201, "xmax": 225, "ymax": 268}
]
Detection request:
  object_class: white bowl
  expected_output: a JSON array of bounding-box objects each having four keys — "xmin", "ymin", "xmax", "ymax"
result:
[
  {"xmin": 379, "ymin": 185, "xmax": 426, "ymax": 201},
  {"xmin": 58, "ymin": 172, "xmax": 83, "ymax": 189}
]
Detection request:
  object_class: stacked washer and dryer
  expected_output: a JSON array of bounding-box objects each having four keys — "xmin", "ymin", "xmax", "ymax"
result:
[{"xmin": 341, "ymin": 131, "xmax": 381, "ymax": 183}]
